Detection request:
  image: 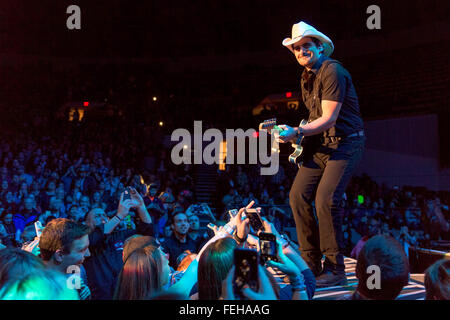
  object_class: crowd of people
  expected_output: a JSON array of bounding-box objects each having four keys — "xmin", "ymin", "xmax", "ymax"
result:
[
  {"xmin": 0, "ymin": 70, "xmax": 448, "ymax": 300},
  {"xmin": 0, "ymin": 195, "xmax": 448, "ymax": 300},
  {"xmin": 0, "ymin": 127, "xmax": 448, "ymax": 300},
  {"xmin": 216, "ymin": 164, "xmax": 450, "ymax": 258}
]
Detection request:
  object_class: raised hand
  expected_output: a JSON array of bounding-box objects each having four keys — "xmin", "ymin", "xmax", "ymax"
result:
[
  {"xmin": 117, "ymin": 192, "xmax": 133, "ymax": 219},
  {"xmin": 265, "ymin": 240, "xmax": 300, "ymax": 278},
  {"xmin": 207, "ymin": 223, "xmax": 224, "ymax": 236},
  {"xmin": 277, "ymin": 124, "xmax": 297, "ymax": 143},
  {"xmin": 235, "ymin": 206, "xmax": 250, "ymax": 241},
  {"xmin": 261, "ymin": 217, "xmax": 281, "ymax": 240},
  {"xmin": 246, "ymin": 234, "xmax": 260, "ymax": 251},
  {"xmin": 129, "ymin": 187, "xmax": 145, "ymax": 208},
  {"xmin": 241, "ymin": 265, "xmax": 277, "ymax": 300}
]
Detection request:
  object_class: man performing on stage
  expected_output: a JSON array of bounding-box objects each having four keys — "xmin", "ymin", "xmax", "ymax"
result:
[{"xmin": 277, "ymin": 21, "xmax": 365, "ymax": 287}]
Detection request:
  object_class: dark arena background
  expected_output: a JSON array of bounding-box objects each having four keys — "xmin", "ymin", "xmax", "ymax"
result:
[{"xmin": 0, "ymin": 0, "xmax": 449, "ymax": 305}]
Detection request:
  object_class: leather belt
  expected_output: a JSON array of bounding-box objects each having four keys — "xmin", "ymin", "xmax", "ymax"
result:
[{"xmin": 322, "ymin": 130, "xmax": 364, "ymax": 143}]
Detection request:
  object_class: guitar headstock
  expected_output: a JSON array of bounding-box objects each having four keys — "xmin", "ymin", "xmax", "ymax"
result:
[{"xmin": 259, "ymin": 118, "xmax": 277, "ymax": 133}]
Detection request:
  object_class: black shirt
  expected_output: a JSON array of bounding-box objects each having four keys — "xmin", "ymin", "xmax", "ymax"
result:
[
  {"xmin": 83, "ymin": 221, "xmax": 153, "ymax": 300},
  {"xmin": 161, "ymin": 233, "xmax": 200, "ymax": 269},
  {"xmin": 144, "ymin": 196, "xmax": 165, "ymax": 220},
  {"xmin": 301, "ymin": 55, "xmax": 364, "ymax": 138}
]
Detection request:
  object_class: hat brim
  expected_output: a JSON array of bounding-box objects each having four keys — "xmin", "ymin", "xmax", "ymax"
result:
[{"xmin": 282, "ymin": 30, "xmax": 334, "ymax": 57}]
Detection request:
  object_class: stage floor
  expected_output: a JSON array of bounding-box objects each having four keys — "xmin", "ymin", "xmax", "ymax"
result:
[{"xmin": 312, "ymin": 257, "xmax": 426, "ymax": 300}]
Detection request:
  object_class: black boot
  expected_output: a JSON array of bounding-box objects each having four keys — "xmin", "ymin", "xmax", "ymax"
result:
[{"xmin": 315, "ymin": 271, "xmax": 347, "ymax": 288}]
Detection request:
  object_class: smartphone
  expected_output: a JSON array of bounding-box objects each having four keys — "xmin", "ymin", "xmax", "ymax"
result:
[
  {"xmin": 233, "ymin": 248, "xmax": 259, "ymax": 299},
  {"xmin": 244, "ymin": 208, "xmax": 264, "ymax": 232},
  {"xmin": 123, "ymin": 187, "xmax": 132, "ymax": 201},
  {"xmin": 228, "ymin": 209, "xmax": 238, "ymax": 218},
  {"xmin": 34, "ymin": 221, "xmax": 43, "ymax": 238},
  {"xmin": 259, "ymin": 232, "xmax": 278, "ymax": 264}
]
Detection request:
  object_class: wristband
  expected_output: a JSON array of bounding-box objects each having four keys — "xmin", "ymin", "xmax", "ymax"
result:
[
  {"xmin": 115, "ymin": 215, "xmax": 123, "ymax": 222},
  {"xmin": 233, "ymin": 231, "xmax": 247, "ymax": 244},
  {"xmin": 223, "ymin": 224, "xmax": 235, "ymax": 235},
  {"xmin": 279, "ymin": 237, "xmax": 290, "ymax": 249},
  {"xmin": 290, "ymin": 274, "xmax": 306, "ymax": 292}
]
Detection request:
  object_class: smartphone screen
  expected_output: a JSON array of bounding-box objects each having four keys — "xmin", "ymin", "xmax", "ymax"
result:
[
  {"xmin": 233, "ymin": 248, "xmax": 259, "ymax": 299},
  {"xmin": 228, "ymin": 209, "xmax": 238, "ymax": 218},
  {"xmin": 123, "ymin": 187, "xmax": 132, "ymax": 201},
  {"xmin": 245, "ymin": 208, "xmax": 264, "ymax": 232},
  {"xmin": 259, "ymin": 232, "xmax": 278, "ymax": 264},
  {"xmin": 34, "ymin": 221, "xmax": 43, "ymax": 238}
]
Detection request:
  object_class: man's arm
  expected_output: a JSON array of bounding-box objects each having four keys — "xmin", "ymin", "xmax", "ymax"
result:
[
  {"xmin": 278, "ymin": 100, "xmax": 342, "ymax": 142},
  {"xmin": 104, "ymin": 193, "xmax": 133, "ymax": 234},
  {"xmin": 103, "ymin": 215, "xmax": 123, "ymax": 235},
  {"xmin": 296, "ymin": 100, "xmax": 342, "ymax": 136},
  {"xmin": 89, "ymin": 225, "xmax": 106, "ymax": 247},
  {"xmin": 130, "ymin": 188, "xmax": 152, "ymax": 224}
]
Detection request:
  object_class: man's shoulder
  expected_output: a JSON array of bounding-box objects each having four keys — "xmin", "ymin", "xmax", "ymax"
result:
[
  {"xmin": 108, "ymin": 228, "xmax": 136, "ymax": 243},
  {"xmin": 164, "ymin": 234, "xmax": 197, "ymax": 249},
  {"xmin": 320, "ymin": 58, "xmax": 347, "ymax": 76},
  {"xmin": 162, "ymin": 234, "xmax": 178, "ymax": 247}
]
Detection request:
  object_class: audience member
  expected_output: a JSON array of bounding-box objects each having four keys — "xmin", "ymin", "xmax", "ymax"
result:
[
  {"xmin": 114, "ymin": 244, "xmax": 170, "ymax": 300},
  {"xmin": 0, "ymin": 248, "xmax": 46, "ymax": 288},
  {"xmin": 424, "ymin": 259, "xmax": 450, "ymax": 300},
  {"xmin": 83, "ymin": 188, "xmax": 153, "ymax": 299},
  {"xmin": 38, "ymin": 218, "xmax": 91, "ymax": 300},
  {"xmin": 0, "ymin": 268, "xmax": 79, "ymax": 300},
  {"xmin": 351, "ymin": 235, "xmax": 409, "ymax": 300},
  {"xmin": 162, "ymin": 212, "xmax": 201, "ymax": 269}
]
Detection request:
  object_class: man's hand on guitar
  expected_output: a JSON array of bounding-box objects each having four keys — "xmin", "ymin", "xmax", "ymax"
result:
[{"xmin": 277, "ymin": 125, "xmax": 297, "ymax": 143}]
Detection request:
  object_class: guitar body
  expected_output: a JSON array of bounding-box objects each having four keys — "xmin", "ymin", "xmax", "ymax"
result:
[
  {"xmin": 259, "ymin": 118, "xmax": 308, "ymax": 168},
  {"xmin": 288, "ymin": 119, "xmax": 308, "ymax": 168}
]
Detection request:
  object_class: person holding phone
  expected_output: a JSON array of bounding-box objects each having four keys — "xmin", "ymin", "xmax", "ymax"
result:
[
  {"xmin": 260, "ymin": 218, "xmax": 315, "ymax": 300},
  {"xmin": 83, "ymin": 187, "xmax": 153, "ymax": 299},
  {"xmin": 144, "ymin": 183, "xmax": 166, "ymax": 235},
  {"xmin": 214, "ymin": 204, "xmax": 311, "ymax": 300}
]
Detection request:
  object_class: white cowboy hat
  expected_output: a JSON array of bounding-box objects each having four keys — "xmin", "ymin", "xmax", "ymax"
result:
[{"xmin": 282, "ymin": 21, "xmax": 334, "ymax": 56}]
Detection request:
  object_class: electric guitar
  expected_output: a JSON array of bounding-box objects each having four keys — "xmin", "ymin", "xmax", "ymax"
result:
[{"xmin": 259, "ymin": 118, "xmax": 308, "ymax": 168}]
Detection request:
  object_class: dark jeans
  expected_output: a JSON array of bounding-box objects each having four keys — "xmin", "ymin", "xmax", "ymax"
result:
[{"xmin": 289, "ymin": 136, "xmax": 365, "ymax": 275}]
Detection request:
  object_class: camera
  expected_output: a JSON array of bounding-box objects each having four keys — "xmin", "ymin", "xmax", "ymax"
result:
[
  {"xmin": 259, "ymin": 232, "xmax": 278, "ymax": 264},
  {"xmin": 244, "ymin": 208, "xmax": 264, "ymax": 232},
  {"xmin": 233, "ymin": 248, "xmax": 259, "ymax": 299}
]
